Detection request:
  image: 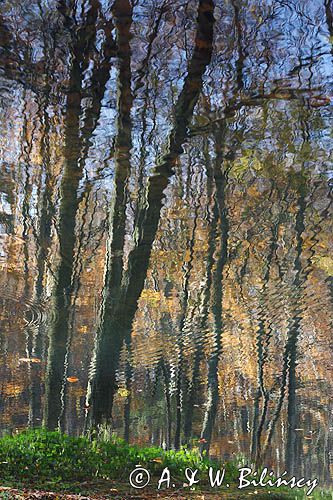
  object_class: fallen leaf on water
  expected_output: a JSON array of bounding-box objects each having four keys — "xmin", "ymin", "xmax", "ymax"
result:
[
  {"xmin": 67, "ymin": 376, "xmax": 79, "ymax": 383},
  {"xmin": 78, "ymin": 325, "xmax": 88, "ymax": 334},
  {"xmin": 19, "ymin": 357, "xmax": 41, "ymax": 364},
  {"xmin": 117, "ymin": 387, "xmax": 130, "ymax": 397}
]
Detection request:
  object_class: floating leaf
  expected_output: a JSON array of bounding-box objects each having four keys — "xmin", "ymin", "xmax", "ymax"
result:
[
  {"xmin": 118, "ymin": 387, "xmax": 130, "ymax": 397},
  {"xmin": 19, "ymin": 357, "xmax": 41, "ymax": 364}
]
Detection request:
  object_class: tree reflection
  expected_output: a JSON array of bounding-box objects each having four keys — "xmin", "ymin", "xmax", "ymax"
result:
[{"xmin": 0, "ymin": 0, "xmax": 332, "ymax": 483}]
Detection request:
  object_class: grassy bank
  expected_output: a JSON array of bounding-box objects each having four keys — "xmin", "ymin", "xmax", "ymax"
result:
[
  {"xmin": 0, "ymin": 429, "xmax": 331, "ymax": 499},
  {"xmin": 0, "ymin": 429, "xmax": 238, "ymax": 497}
]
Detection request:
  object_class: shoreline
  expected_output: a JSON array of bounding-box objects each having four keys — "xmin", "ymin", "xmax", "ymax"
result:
[{"xmin": 0, "ymin": 430, "xmax": 331, "ymax": 500}]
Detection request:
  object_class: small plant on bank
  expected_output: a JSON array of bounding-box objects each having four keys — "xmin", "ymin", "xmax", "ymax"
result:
[{"xmin": 0, "ymin": 428, "xmax": 238, "ymax": 487}]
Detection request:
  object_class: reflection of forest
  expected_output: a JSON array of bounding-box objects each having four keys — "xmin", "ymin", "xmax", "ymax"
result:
[{"xmin": 0, "ymin": 0, "xmax": 333, "ymax": 485}]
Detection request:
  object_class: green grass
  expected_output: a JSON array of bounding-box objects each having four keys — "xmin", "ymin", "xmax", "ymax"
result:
[
  {"xmin": 0, "ymin": 429, "xmax": 331, "ymax": 499},
  {"xmin": 0, "ymin": 429, "xmax": 237, "ymax": 488}
]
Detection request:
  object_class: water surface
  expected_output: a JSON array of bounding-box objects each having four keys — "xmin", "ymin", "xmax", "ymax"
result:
[{"xmin": 0, "ymin": 0, "xmax": 333, "ymax": 484}]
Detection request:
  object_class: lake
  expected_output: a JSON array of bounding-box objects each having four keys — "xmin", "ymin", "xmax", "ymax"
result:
[{"xmin": 0, "ymin": 0, "xmax": 332, "ymax": 486}]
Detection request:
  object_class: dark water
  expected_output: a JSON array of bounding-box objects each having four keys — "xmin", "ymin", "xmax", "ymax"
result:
[{"xmin": 0, "ymin": 0, "xmax": 333, "ymax": 485}]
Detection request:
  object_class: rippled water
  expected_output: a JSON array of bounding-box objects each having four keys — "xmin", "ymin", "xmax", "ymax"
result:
[{"xmin": 0, "ymin": 0, "xmax": 333, "ymax": 486}]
